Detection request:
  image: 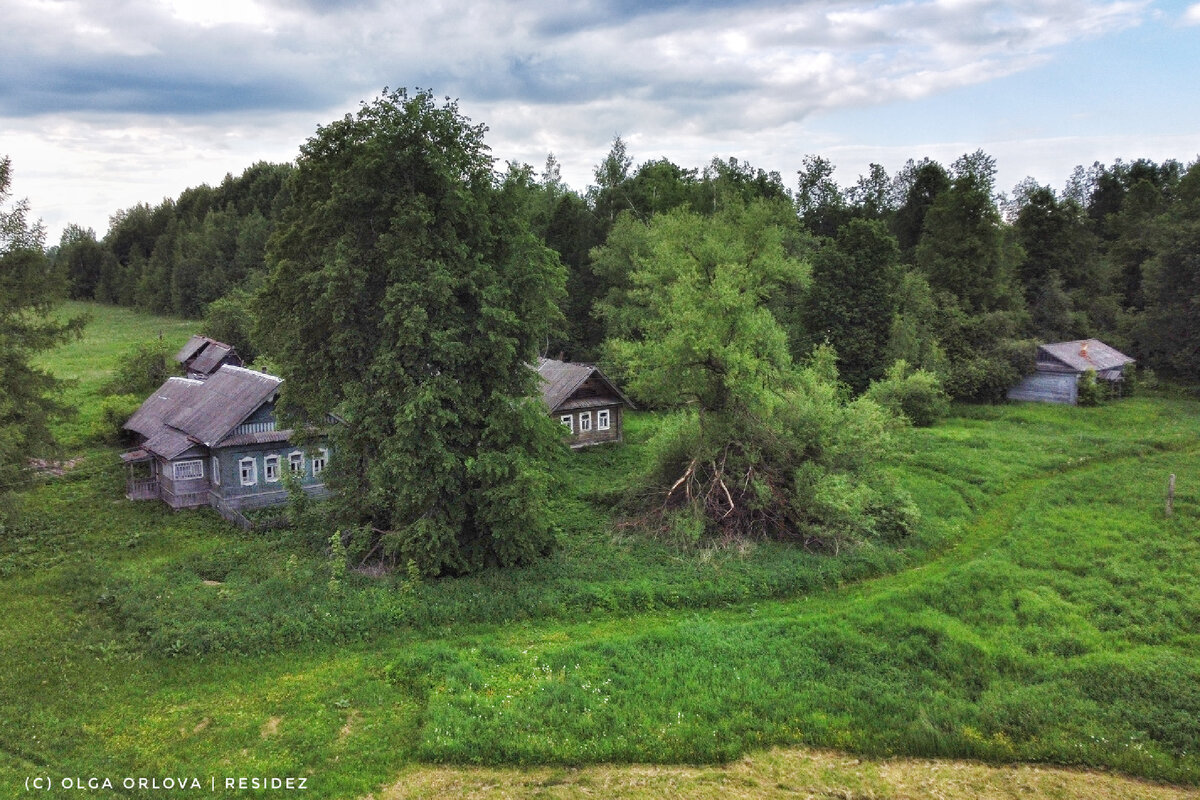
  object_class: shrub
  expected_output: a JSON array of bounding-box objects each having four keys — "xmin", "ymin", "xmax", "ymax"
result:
[
  {"xmin": 90, "ymin": 394, "xmax": 143, "ymax": 443},
  {"xmin": 865, "ymin": 359, "xmax": 950, "ymax": 427},
  {"xmin": 1076, "ymin": 369, "xmax": 1107, "ymax": 406},
  {"xmin": 102, "ymin": 341, "xmax": 174, "ymax": 397}
]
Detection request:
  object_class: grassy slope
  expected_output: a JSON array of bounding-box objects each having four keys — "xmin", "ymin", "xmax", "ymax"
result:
[{"xmin": 1, "ymin": 301, "xmax": 1197, "ymax": 799}]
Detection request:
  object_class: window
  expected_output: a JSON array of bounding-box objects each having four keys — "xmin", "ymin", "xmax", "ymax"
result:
[
  {"xmin": 597, "ymin": 409, "xmax": 611, "ymax": 431},
  {"xmin": 211, "ymin": 456, "xmax": 221, "ymax": 486},
  {"xmin": 239, "ymin": 457, "xmax": 257, "ymax": 486},
  {"xmin": 289, "ymin": 451, "xmax": 304, "ymax": 476},
  {"xmin": 560, "ymin": 414, "xmax": 573, "ymax": 433},
  {"xmin": 579, "ymin": 411, "xmax": 592, "ymax": 432},
  {"xmin": 312, "ymin": 449, "xmax": 328, "ymax": 476},
  {"xmin": 264, "ymin": 455, "xmax": 280, "ymax": 482},
  {"xmin": 172, "ymin": 459, "xmax": 204, "ymax": 480}
]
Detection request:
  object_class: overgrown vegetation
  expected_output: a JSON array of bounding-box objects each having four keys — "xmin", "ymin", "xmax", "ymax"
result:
[{"xmin": 1, "ymin": 302, "xmax": 1197, "ymax": 799}]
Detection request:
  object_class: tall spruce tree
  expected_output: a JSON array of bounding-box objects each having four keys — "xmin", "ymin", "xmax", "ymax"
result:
[
  {"xmin": 0, "ymin": 157, "xmax": 84, "ymax": 510},
  {"xmin": 255, "ymin": 89, "xmax": 566, "ymax": 576}
]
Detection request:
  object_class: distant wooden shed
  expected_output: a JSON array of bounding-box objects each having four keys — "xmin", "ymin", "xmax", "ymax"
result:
[
  {"xmin": 536, "ymin": 358, "xmax": 634, "ymax": 447},
  {"xmin": 1007, "ymin": 339, "xmax": 1135, "ymax": 405},
  {"xmin": 175, "ymin": 334, "xmax": 243, "ymax": 380}
]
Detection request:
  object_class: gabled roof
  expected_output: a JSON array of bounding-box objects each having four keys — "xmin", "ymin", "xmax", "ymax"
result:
[
  {"xmin": 189, "ymin": 341, "xmax": 236, "ymax": 375},
  {"xmin": 175, "ymin": 335, "xmax": 211, "ymax": 364},
  {"xmin": 1038, "ymin": 339, "xmax": 1134, "ymax": 373},
  {"xmin": 125, "ymin": 365, "xmax": 284, "ymax": 459},
  {"xmin": 165, "ymin": 365, "xmax": 282, "ymax": 447},
  {"xmin": 536, "ymin": 358, "xmax": 634, "ymax": 412},
  {"xmin": 124, "ymin": 377, "xmax": 204, "ymax": 440}
]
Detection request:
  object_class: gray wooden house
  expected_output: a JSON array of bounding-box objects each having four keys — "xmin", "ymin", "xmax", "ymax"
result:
[
  {"xmin": 175, "ymin": 334, "xmax": 243, "ymax": 380},
  {"xmin": 537, "ymin": 358, "xmax": 634, "ymax": 447},
  {"xmin": 1007, "ymin": 339, "xmax": 1135, "ymax": 405},
  {"xmin": 121, "ymin": 364, "xmax": 329, "ymax": 514}
]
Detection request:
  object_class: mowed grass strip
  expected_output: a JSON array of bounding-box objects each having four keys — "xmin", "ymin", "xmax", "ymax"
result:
[{"xmin": 385, "ymin": 747, "xmax": 1200, "ymax": 800}]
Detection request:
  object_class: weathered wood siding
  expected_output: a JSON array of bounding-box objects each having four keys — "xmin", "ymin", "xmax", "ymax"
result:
[
  {"xmin": 559, "ymin": 404, "xmax": 623, "ymax": 447},
  {"xmin": 1007, "ymin": 371, "xmax": 1079, "ymax": 405}
]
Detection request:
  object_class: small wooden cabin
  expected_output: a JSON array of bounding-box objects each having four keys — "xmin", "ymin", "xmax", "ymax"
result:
[
  {"xmin": 536, "ymin": 358, "xmax": 634, "ymax": 447},
  {"xmin": 175, "ymin": 334, "xmax": 243, "ymax": 380},
  {"xmin": 121, "ymin": 364, "xmax": 330, "ymax": 517},
  {"xmin": 1007, "ymin": 339, "xmax": 1135, "ymax": 405}
]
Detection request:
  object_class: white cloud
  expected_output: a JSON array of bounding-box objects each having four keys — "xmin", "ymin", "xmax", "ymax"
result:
[
  {"xmin": 1183, "ymin": 3, "xmax": 1200, "ymax": 24},
  {"xmin": 0, "ymin": 0, "xmax": 1174, "ymax": 239}
]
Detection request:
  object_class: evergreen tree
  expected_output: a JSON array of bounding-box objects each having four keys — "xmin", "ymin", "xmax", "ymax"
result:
[
  {"xmin": 804, "ymin": 219, "xmax": 902, "ymax": 391},
  {"xmin": 255, "ymin": 89, "xmax": 565, "ymax": 576},
  {"xmin": 0, "ymin": 157, "xmax": 84, "ymax": 509}
]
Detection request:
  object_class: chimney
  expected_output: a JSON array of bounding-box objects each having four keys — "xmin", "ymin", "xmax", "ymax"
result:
[{"xmin": 1080, "ymin": 341, "xmax": 1089, "ymax": 358}]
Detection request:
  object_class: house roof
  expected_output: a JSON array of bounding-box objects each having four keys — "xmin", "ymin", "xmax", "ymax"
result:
[
  {"xmin": 123, "ymin": 377, "xmax": 204, "ymax": 440},
  {"xmin": 125, "ymin": 365, "xmax": 284, "ymax": 459},
  {"xmin": 166, "ymin": 365, "xmax": 282, "ymax": 447},
  {"xmin": 189, "ymin": 340, "xmax": 236, "ymax": 375},
  {"xmin": 1038, "ymin": 339, "xmax": 1135, "ymax": 373},
  {"xmin": 536, "ymin": 358, "xmax": 634, "ymax": 412},
  {"xmin": 175, "ymin": 334, "xmax": 210, "ymax": 364}
]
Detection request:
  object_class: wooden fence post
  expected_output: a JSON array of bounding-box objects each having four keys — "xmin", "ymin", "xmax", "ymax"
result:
[{"xmin": 1166, "ymin": 473, "xmax": 1175, "ymax": 518}]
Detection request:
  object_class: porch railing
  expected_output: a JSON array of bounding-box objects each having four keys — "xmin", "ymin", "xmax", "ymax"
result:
[{"xmin": 126, "ymin": 479, "xmax": 159, "ymax": 501}]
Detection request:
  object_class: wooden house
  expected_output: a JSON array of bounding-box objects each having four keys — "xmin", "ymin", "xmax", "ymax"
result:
[
  {"xmin": 121, "ymin": 364, "xmax": 329, "ymax": 517},
  {"xmin": 536, "ymin": 358, "xmax": 634, "ymax": 447},
  {"xmin": 175, "ymin": 334, "xmax": 243, "ymax": 380},
  {"xmin": 1007, "ymin": 339, "xmax": 1135, "ymax": 405}
]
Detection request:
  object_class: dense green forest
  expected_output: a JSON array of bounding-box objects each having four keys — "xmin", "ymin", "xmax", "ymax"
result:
[{"xmin": 48, "ymin": 134, "xmax": 1200, "ymax": 390}]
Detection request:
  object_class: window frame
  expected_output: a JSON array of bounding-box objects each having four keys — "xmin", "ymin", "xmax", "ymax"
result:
[
  {"xmin": 211, "ymin": 456, "xmax": 221, "ymax": 486},
  {"xmin": 597, "ymin": 409, "xmax": 611, "ymax": 431},
  {"xmin": 579, "ymin": 411, "xmax": 592, "ymax": 432},
  {"xmin": 288, "ymin": 450, "xmax": 305, "ymax": 476},
  {"xmin": 559, "ymin": 414, "xmax": 573, "ymax": 433},
  {"xmin": 239, "ymin": 457, "xmax": 257, "ymax": 487},
  {"xmin": 172, "ymin": 459, "xmax": 204, "ymax": 481},
  {"xmin": 312, "ymin": 448, "xmax": 328, "ymax": 477},
  {"xmin": 264, "ymin": 454, "xmax": 280, "ymax": 483}
]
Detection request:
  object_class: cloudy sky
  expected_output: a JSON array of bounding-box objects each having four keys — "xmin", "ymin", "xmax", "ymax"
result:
[{"xmin": 3, "ymin": 0, "xmax": 1199, "ymax": 242}]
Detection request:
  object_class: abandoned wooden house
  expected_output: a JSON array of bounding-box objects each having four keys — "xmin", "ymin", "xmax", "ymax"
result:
[
  {"xmin": 1007, "ymin": 339, "xmax": 1135, "ymax": 405},
  {"xmin": 537, "ymin": 358, "xmax": 635, "ymax": 447},
  {"xmin": 175, "ymin": 334, "xmax": 243, "ymax": 380},
  {"xmin": 121, "ymin": 364, "xmax": 330, "ymax": 517}
]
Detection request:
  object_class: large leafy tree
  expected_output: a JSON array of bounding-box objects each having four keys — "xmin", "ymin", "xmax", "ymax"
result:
[
  {"xmin": 0, "ymin": 157, "xmax": 84, "ymax": 509},
  {"xmin": 255, "ymin": 89, "xmax": 566, "ymax": 576},
  {"xmin": 600, "ymin": 200, "xmax": 914, "ymax": 547}
]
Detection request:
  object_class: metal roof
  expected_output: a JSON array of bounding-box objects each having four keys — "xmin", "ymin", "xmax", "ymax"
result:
[
  {"xmin": 189, "ymin": 341, "xmax": 237, "ymax": 375},
  {"xmin": 536, "ymin": 358, "xmax": 634, "ymax": 412},
  {"xmin": 165, "ymin": 365, "xmax": 282, "ymax": 447},
  {"xmin": 123, "ymin": 377, "xmax": 204, "ymax": 439},
  {"xmin": 175, "ymin": 334, "xmax": 210, "ymax": 363},
  {"xmin": 1038, "ymin": 339, "xmax": 1134, "ymax": 373}
]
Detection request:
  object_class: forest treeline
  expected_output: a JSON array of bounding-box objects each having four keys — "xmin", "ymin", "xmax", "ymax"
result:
[{"xmin": 50, "ymin": 141, "xmax": 1200, "ymax": 397}]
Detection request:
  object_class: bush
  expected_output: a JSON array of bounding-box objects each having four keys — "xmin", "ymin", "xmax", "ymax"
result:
[
  {"xmin": 102, "ymin": 341, "xmax": 174, "ymax": 397},
  {"xmin": 1076, "ymin": 369, "xmax": 1107, "ymax": 407},
  {"xmin": 90, "ymin": 394, "xmax": 143, "ymax": 444},
  {"xmin": 865, "ymin": 359, "xmax": 950, "ymax": 427}
]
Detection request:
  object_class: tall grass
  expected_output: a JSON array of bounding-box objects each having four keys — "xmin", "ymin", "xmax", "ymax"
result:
[{"xmin": 2, "ymin": 301, "xmax": 1198, "ymax": 797}]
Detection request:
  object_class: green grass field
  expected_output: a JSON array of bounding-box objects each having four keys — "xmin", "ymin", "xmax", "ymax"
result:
[{"xmin": 1, "ymin": 301, "xmax": 1198, "ymax": 798}]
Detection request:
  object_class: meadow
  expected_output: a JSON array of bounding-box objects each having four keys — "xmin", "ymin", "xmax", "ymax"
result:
[{"xmin": 0, "ymin": 301, "xmax": 1197, "ymax": 798}]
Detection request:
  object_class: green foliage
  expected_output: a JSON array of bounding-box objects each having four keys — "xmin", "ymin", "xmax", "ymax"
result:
[
  {"xmin": 1076, "ymin": 369, "xmax": 1107, "ymax": 407},
  {"xmin": 200, "ymin": 289, "xmax": 257, "ymax": 362},
  {"xmin": 90, "ymin": 394, "xmax": 142, "ymax": 444},
  {"xmin": 866, "ymin": 360, "xmax": 950, "ymax": 427},
  {"xmin": 0, "ymin": 156, "xmax": 85, "ymax": 505},
  {"xmin": 804, "ymin": 218, "xmax": 902, "ymax": 390},
  {"xmin": 254, "ymin": 88, "xmax": 565, "ymax": 577},
  {"xmin": 100, "ymin": 340, "xmax": 173, "ymax": 397}
]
